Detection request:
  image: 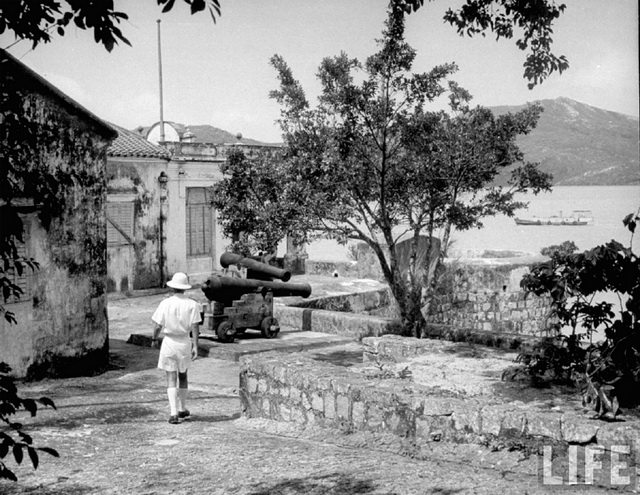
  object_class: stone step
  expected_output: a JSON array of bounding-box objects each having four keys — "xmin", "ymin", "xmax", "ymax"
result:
[{"xmin": 127, "ymin": 328, "xmax": 357, "ymax": 362}]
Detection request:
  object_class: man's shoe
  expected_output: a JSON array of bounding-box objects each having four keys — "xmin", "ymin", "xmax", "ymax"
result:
[
  {"xmin": 178, "ymin": 410, "xmax": 190, "ymax": 419},
  {"xmin": 168, "ymin": 415, "xmax": 180, "ymax": 424}
]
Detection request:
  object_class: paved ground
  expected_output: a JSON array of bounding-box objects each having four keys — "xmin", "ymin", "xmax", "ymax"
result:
[{"xmin": 1, "ymin": 288, "xmax": 634, "ymax": 494}]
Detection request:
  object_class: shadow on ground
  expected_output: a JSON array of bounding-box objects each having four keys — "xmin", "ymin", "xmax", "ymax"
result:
[
  {"xmin": 245, "ymin": 473, "xmax": 381, "ymax": 495},
  {"xmin": 0, "ymin": 483, "xmax": 97, "ymax": 495},
  {"xmin": 106, "ymin": 339, "xmax": 158, "ymax": 375},
  {"xmin": 245, "ymin": 472, "xmax": 465, "ymax": 495},
  {"xmin": 307, "ymin": 349, "xmax": 363, "ymax": 367}
]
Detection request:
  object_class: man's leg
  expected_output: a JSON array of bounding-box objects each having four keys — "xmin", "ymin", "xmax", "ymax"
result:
[
  {"xmin": 166, "ymin": 371, "xmax": 179, "ymax": 423},
  {"xmin": 178, "ymin": 372, "xmax": 190, "ymax": 418}
]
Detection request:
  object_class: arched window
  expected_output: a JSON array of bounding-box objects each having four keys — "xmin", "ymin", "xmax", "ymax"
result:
[{"xmin": 186, "ymin": 187, "xmax": 213, "ymax": 257}]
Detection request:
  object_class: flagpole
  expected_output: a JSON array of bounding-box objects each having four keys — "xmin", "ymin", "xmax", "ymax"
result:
[{"xmin": 157, "ymin": 19, "xmax": 165, "ymax": 143}]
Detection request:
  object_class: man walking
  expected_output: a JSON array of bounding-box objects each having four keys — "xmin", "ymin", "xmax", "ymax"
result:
[{"xmin": 151, "ymin": 272, "xmax": 201, "ymax": 424}]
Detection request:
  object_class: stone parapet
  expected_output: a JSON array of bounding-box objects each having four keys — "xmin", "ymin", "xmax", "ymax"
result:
[
  {"xmin": 290, "ymin": 287, "xmax": 392, "ymax": 314},
  {"xmin": 426, "ymin": 255, "xmax": 552, "ymax": 337},
  {"xmin": 368, "ymin": 328, "xmax": 537, "ymax": 357},
  {"xmin": 240, "ymin": 351, "xmax": 640, "ymax": 463},
  {"xmin": 274, "ymin": 305, "xmax": 398, "ymax": 340}
]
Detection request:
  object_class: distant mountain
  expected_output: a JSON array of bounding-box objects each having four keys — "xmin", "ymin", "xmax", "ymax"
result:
[{"xmin": 490, "ymin": 97, "xmax": 639, "ymax": 185}]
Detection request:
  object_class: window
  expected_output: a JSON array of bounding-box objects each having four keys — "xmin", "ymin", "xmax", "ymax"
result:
[
  {"xmin": 107, "ymin": 202, "xmax": 135, "ymax": 246},
  {"xmin": 186, "ymin": 187, "xmax": 213, "ymax": 257}
]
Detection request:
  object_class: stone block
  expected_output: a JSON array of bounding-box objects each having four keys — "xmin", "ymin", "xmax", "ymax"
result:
[
  {"xmin": 257, "ymin": 378, "xmax": 269, "ymax": 394},
  {"xmin": 367, "ymin": 404, "xmax": 385, "ymax": 430},
  {"xmin": 246, "ymin": 377, "xmax": 259, "ymax": 394},
  {"xmin": 315, "ymin": 376, "xmax": 333, "ymax": 392},
  {"xmin": 597, "ymin": 424, "xmax": 639, "ymax": 453},
  {"xmin": 325, "ymin": 393, "xmax": 336, "ymax": 420},
  {"xmin": 333, "ymin": 379, "xmax": 351, "ymax": 396},
  {"xmin": 291, "ymin": 406, "xmax": 306, "ymax": 425},
  {"xmin": 561, "ymin": 415, "xmax": 600, "ymax": 444},
  {"xmin": 417, "ymin": 415, "xmax": 453, "ymax": 442},
  {"xmin": 416, "ymin": 416, "xmax": 432, "ymax": 439},
  {"xmin": 352, "ymin": 401, "xmax": 365, "ymax": 427},
  {"xmin": 311, "ymin": 392, "xmax": 323, "ymax": 412},
  {"xmin": 289, "ymin": 386, "xmax": 302, "ymax": 403},
  {"xmin": 481, "ymin": 405, "xmax": 506, "ymax": 436},
  {"xmin": 279, "ymin": 404, "xmax": 292, "ymax": 422},
  {"xmin": 422, "ymin": 398, "xmax": 456, "ymax": 417},
  {"xmin": 300, "ymin": 392, "xmax": 312, "ymax": 411},
  {"xmin": 501, "ymin": 410, "xmax": 526, "ymax": 436},
  {"xmin": 336, "ymin": 394, "xmax": 349, "ymax": 420},
  {"xmin": 452, "ymin": 407, "xmax": 481, "ymax": 434},
  {"xmin": 526, "ymin": 411, "xmax": 563, "ymax": 440}
]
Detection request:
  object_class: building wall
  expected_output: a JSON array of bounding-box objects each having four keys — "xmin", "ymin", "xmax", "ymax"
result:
[
  {"xmin": 107, "ymin": 150, "xmax": 230, "ymax": 291},
  {"xmin": 164, "ymin": 157, "xmax": 229, "ymax": 285},
  {"xmin": 0, "ymin": 59, "xmax": 114, "ymax": 378},
  {"xmin": 106, "ymin": 158, "xmax": 167, "ymax": 291}
]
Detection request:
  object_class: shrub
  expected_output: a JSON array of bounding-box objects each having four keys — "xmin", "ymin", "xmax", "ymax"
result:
[{"xmin": 510, "ymin": 211, "xmax": 640, "ymax": 419}]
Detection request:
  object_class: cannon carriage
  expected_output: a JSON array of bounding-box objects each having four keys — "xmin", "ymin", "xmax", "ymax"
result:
[{"xmin": 201, "ymin": 253, "xmax": 312, "ymax": 343}]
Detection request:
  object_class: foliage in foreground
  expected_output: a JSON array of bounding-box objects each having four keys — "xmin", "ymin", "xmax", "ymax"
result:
[
  {"xmin": 0, "ymin": 363, "xmax": 58, "ymax": 481},
  {"xmin": 510, "ymin": 211, "xmax": 640, "ymax": 419}
]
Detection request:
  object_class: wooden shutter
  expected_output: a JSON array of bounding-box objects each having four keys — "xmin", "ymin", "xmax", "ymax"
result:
[
  {"xmin": 107, "ymin": 202, "xmax": 135, "ymax": 246},
  {"xmin": 186, "ymin": 188, "xmax": 212, "ymax": 256}
]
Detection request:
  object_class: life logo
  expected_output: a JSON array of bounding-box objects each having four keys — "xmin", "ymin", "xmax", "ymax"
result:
[{"xmin": 540, "ymin": 444, "xmax": 638, "ymax": 488}]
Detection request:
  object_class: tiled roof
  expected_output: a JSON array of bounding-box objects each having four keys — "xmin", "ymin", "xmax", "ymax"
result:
[{"xmin": 107, "ymin": 124, "xmax": 170, "ymax": 159}]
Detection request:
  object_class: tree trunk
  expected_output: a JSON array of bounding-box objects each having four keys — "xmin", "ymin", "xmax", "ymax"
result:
[{"xmin": 377, "ymin": 249, "xmax": 427, "ymax": 337}]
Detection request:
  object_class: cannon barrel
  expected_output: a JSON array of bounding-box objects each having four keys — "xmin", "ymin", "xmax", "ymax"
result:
[
  {"xmin": 202, "ymin": 275, "xmax": 312, "ymax": 302},
  {"xmin": 220, "ymin": 252, "xmax": 291, "ymax": 282}
]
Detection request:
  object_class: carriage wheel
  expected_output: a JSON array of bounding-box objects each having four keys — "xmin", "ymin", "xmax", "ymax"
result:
[
  {"xmin": 216, "ymin": 321, "xmax": 236, "ymax": 343},
  {"xmin": 260, "ymin": 317, "xmax": 280, "ymax": 339}
]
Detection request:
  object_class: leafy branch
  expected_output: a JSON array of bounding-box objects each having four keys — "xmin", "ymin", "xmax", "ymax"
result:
[{"xmin": 512, "ymin": 213, "xmax": 640, "ymax": 419}]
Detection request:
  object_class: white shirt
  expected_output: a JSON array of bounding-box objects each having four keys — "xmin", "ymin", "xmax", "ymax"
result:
[{"xmin": 151, "ymin": 293, "xmax": 202, "ymax": 337}]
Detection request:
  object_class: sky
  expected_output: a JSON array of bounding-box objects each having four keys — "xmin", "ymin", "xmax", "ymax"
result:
[{"xmin": 1, "ymin": 0, "xmax": 638, "ymax": 143}]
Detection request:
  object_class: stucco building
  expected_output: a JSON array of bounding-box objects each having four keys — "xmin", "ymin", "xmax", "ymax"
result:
[
  {"xmin": 0, "ymin": 49, "xmax": 117, "ymax": 378},
  {"xmin": 106, "ymin": 122, "xmax": 283, "ymax": 292}
]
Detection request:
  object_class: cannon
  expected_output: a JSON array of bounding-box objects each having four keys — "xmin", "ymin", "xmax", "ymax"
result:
[
  {"xmin": 220, "ymin": 252, "xmax": 291, "ymax": 282},
  {"xmin": 201, "ymin": 253, "xmax": 312, "ymax": 343}
]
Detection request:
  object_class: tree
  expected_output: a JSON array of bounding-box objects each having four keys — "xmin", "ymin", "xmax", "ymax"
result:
[
  {"xmin": 211, "ymin": 147, "xmax": 291, "ymax": 256},
  {"xmin": 0, "ymin": 0, "xmax": 566, "ymax": 86},
  {"xmin": 230, "ymin": 6, "xmax": 551, "ymax": 335}
]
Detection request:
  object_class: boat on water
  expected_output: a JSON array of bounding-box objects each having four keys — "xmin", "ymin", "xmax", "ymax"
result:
[{"xmin": 514, "ymin": 210, "xmax": 594, "ymax": 226}]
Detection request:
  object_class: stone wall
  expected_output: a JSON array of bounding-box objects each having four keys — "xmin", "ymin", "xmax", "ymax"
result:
[
  {"xmin": 240, "ymin": 350, "xmax": 640, "ymax": 461},
  {"xmin": 426, "ymin": 256, "xmax": 552, "ymax": 336},
  {"xmin": 305, "ymin": 250, "xmax": 552, "ymax": 337}
]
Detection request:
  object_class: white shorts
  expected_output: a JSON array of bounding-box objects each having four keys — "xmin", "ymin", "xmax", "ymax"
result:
[{"xmin": 157, "ymin": 334, "xmax": 192, "ymax": 373}]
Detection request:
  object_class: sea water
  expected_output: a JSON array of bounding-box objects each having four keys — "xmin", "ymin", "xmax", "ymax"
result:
[{"xmin": 303, "ymin": 186, "xmax": 640, "ymax": 261}]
